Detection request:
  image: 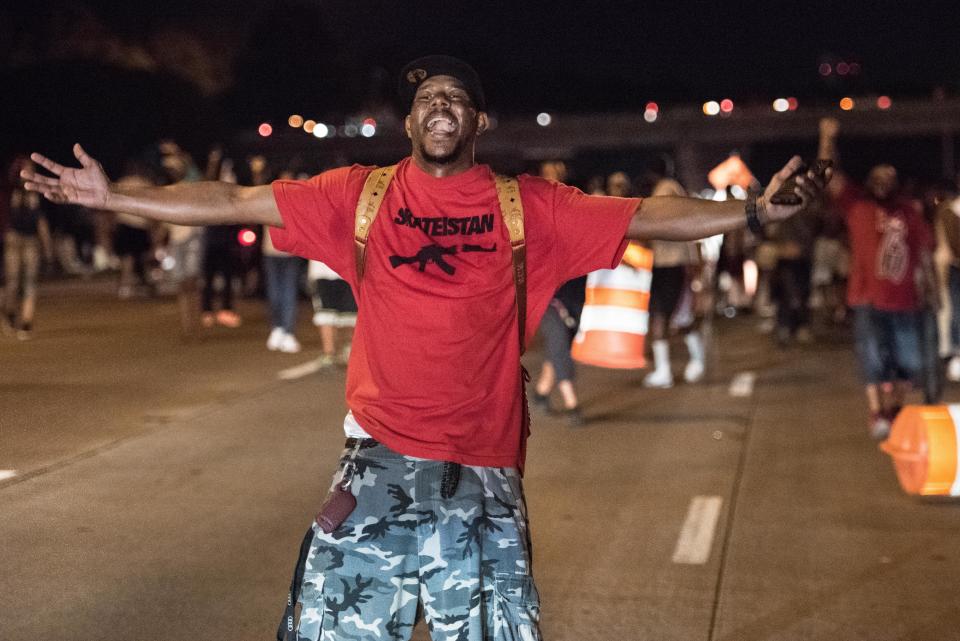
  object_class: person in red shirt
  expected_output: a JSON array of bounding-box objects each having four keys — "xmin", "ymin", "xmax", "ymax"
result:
[
  {"xmin": 820, "ymin": 118, "xmax": 937, "ymax": 441},
  {"xmin": 23, "ymin": 56, "xmax": 826, "ymax": 641}
]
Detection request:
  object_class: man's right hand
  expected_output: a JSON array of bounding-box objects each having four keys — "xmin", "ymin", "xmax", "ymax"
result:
[{"xmin": 21, "ymin": 144, "xmax": 112, "ymax": 210}]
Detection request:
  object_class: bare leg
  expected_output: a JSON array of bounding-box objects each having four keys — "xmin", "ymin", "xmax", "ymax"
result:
[
  {"xmin": 20, "ymin": 292, "xmax": 35, "ymax": 326},
  {"xmin": 320, "ymin": 325, "xmax": 335, "ymax": 356},
  {"xmin": 119, "ymin": 255, "xmax": 135, "ymax": 295},
  {"xmin": 536, "ymin": 362, "xmax": 556, "ymax": 396},
  {"xmin": 865, "ymin": 384, "xmax": 882, "ymax": 414},
  {"xmin": 557, "ymin": 379, "xmax": 578, "ymax": 410},
  {"xmin": 3, "ymin": 236, "xmax": 20, "ymax": 324}
]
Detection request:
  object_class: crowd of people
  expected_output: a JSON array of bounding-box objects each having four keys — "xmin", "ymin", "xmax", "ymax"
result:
[
  {"xmin": 530, "ymin": 116, "xmax": 960, "ymax": 441},
  {"xmin": 0, "ymin": 142, "xmax": 358, "ymax": 366},
  {"xmin": 4, "ymin": 119, "xmax": 960, "ymax": 441},
  {"xmin": 11, "ymin": 54, "xmax": 949, "ymax": 641}
]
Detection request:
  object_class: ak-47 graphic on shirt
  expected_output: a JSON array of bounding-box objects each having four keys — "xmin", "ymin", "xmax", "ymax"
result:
[{"xmin": 390, "ymin": 243, "xmax": 497, "ymax": 275}]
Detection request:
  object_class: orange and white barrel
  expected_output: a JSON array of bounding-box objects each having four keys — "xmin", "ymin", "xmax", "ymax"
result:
[
  {"xmin": 571, "ymin": 245, "xmax": 652, "ymax": 369},
  {"xmin": 880, "ymin": 405, "xmax": 960, "ymax": 497}
]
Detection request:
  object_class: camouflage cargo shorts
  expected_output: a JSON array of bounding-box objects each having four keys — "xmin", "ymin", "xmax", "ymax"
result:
[{"xmin": 286, "ymin": 440, "xmax": 542, "ymax": 641}]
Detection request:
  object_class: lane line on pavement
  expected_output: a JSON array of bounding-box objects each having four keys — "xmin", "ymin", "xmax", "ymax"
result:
[
  {"xmin": 278, "ymin": 359, "xmax": 324, "ymax": 381},
  {"xmin": 672, "ymin": 495, "xmax": 723, "ymax": 565},
  {"xmin": 728, "ymin": 371, "xmax": 756, "ymax": 397},
  {"xmin": 0, "ymin": 470, "xmax": 18, "ymax": 481}
]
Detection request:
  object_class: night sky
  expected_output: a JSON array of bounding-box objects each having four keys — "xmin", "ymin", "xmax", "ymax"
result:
[{"xmin": 2, "ymin": 0, "xmax": 959, "ymax": 171}]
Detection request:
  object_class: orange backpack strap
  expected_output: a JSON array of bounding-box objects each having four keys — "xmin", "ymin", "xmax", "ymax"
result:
[
  {"xmin": 494, "ymin": 174, "xmax": 527, "ymax": 353},
  {"xmin": 354, "ymin": 165, "xmax": 397, "ymax": 281}
]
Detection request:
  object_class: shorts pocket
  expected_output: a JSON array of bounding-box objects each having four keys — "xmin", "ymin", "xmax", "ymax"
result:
[{"xmin": 491, "ymin": 572, "xmax": 542, "ymax": 641}]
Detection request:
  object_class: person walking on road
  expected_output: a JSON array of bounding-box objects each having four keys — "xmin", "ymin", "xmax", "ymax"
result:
[
  {"xmin": 22, "ymin": 55, "xmax": 827, "ymax": 641},
  {"xmin": 4, "ymin": 157, "xmax": 52, "ymax": 340},
  {"xmin": 260, "ymin": 163, "xmax": 305, "ymax": 354},
  {"xmin": 819, "ymin": 117, "xmax": 938, "ymax": 440},
  {"xmin": 307, "ymin": 259, "xmax": 357, "ymax": 367},
  {"xmin": 643, "ymin": 177, "xmax": 707, "ymax": 388},
  {"xmin": 531, "ymin": 160, "xmax": 588, "ymax": 425}
]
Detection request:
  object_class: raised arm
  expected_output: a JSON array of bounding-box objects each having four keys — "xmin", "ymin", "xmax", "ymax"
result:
[
  {"xmin": 818, "ymin": 117, "xmax": 847, "ymax": 198},
  {"xmin": 627, "ymin": 156, "xmax": 827, "ymax": 241},
  {"xmin": 21, "ymin": 144, "xmax": 283, "ymax": 227}
]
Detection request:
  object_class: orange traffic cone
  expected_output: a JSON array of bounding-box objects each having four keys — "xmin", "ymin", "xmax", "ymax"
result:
[
  {"xmin": 880, "ymin": 405, "xmax": 960, "ymax": 497},
  {"xmin": 571, "ymin": 244, "xmax": 652, "ymax": 369}
]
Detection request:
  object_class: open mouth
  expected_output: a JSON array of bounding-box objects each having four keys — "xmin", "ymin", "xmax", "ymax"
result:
[{"xmin": 426, "ymin": 114, "xmax": 457, "ymax": 136}]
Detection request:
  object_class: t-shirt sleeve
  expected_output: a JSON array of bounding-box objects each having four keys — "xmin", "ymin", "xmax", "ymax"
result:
[
  {"xmin": 268, "ymin": 166, "xmax": 365, "ymax": 280},
  {"xmin": 539, "ymin": 178, "xmax": 640, "ymax": 283}
]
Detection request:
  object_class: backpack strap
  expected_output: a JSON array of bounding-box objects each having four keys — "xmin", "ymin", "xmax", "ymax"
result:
[
  {"xmin": 354, "ymin": 165, "xmax": 397, "ymax": 281},
  {"xmin": 494, "ymin": 174, "xmax": 531, "ymax": 474},
  {"xmin": 493, "ymin": 174, "xmax": 527, "ymax": 353}
]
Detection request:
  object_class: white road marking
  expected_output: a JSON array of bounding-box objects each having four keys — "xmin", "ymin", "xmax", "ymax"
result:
[
  {"xmin": 728, "ymin": 371, "xmax": 756, "ymax": 397},
  {"xmin": 0, "ymin": 470, "xmax": 17, "ymax": 481},
  {"xmin": 672, "ymin": 495, "xmax": 723, "ymax": 564},
  {"xmin": 278, "ymin": 359, "xmax": 324, "ymax": 381}
]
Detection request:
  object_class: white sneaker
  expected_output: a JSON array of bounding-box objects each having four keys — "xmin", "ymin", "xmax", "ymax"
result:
[
  {"xmin": 684, "ymin": 359, "xmax": 705, "ymax": 383},
  {"xmin": 948, "ymin": 356, "xmax": 960, "ymax": 383},
  {"xmin": 643, "ymin": 368, "xmax": 674, "ymax": 388},
  {"xmin": 278, "ymin": 333, "xmax": 301, "ymax": 354},
  {"xmin": 266, "ymin": 327, "xmax": 285, "ymax": 351}
]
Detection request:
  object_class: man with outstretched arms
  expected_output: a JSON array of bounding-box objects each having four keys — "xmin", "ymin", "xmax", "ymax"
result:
[{"xmin": 23, "ymin": 55, "xmax": 826, "ymax": 641}]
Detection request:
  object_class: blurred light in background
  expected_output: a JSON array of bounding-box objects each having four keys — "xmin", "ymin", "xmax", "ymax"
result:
[
  {"xmin": 288, "ymin": 114, "xmax": 304, "ymax": 128},
  {"xmin": 877, "ymin": 95, "xmax": 892, "ymax": 110},
  {"xmin": 258, "ymin": 123, "xmax": 273, "ymax": 137},
  {"xmin": 536, "ymin": 112, "xmax": 552, "ymax": 126},
  {"xmin": 836, "ymin": 61, "xmax": 850, "ymax": 76},
  {"xmin": 787, "ymin": 97, "xmax": 799, "ymax": 111},
  {"xmin": 361, "ymin": 123, "xmax": 376, "ymax": 137},
  {"xmin": 303, "ymin": 119, "xmax": 316, "ymax": 133},
  {"xmin": 772, "ymin": 98, "xmax": 789, "ymax": 112},
  {"xmin": 238, "ymin": 228, "xmax": 257, "ymax": 247},
  {"xmin": 644, "ymin": 102, "xmax": 658, "ymax": 123},
  {"xmin": 819, "ymin": 63, "xmax": 832, "ymax": 76},
  {"xmin": 703, "ymin": 101, "xmax": 720, "ymax": 116},
  {"xmin": 839, "ymin": 97, "xmax": 855, "ymax": 111},
  {"xmin": 720, "ymin": 99, "xmax": 734, "ymax": 113},
  {"xmin": 344, "ymin": 124, "xmax": 359, "ymax": 137},
  {"xmin": 312, "ymin": 123, "xmax": 329, "ymax": 138}
]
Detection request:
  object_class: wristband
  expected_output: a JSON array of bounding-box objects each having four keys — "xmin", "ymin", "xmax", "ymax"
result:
[{"xmin": 745, "ymin": 195, "xmax": 764, "ymax": 234}]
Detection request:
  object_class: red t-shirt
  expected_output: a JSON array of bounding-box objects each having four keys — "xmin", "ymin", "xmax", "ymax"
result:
[
  {"xmin": 835, "ymin": 183, "xmax": 931, "ymax": 311},
  {"xmin": 270, "ymin": 157, "xmax": 639, "ymax": 469}
]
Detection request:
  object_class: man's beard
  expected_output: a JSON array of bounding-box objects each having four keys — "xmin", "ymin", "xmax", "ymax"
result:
[{"xmin": 418, "ymin": 137, "xmax": 467, "ymax": 165}]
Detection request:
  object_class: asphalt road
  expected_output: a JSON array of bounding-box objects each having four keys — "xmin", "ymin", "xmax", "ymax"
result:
[{"xmin": 2, "ymin": 277, "xmax": 959, "ymax": 641}]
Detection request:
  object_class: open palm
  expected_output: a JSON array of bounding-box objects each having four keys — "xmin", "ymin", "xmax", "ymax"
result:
[{"xmin": 21, "ymin": 144, "xmax": 112, "ymax": 210}]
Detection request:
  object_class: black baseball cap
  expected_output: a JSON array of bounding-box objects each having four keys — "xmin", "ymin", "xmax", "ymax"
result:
[{"xmin": 398, "ymin": 55, "xmax": 486, "ymax": 112}]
